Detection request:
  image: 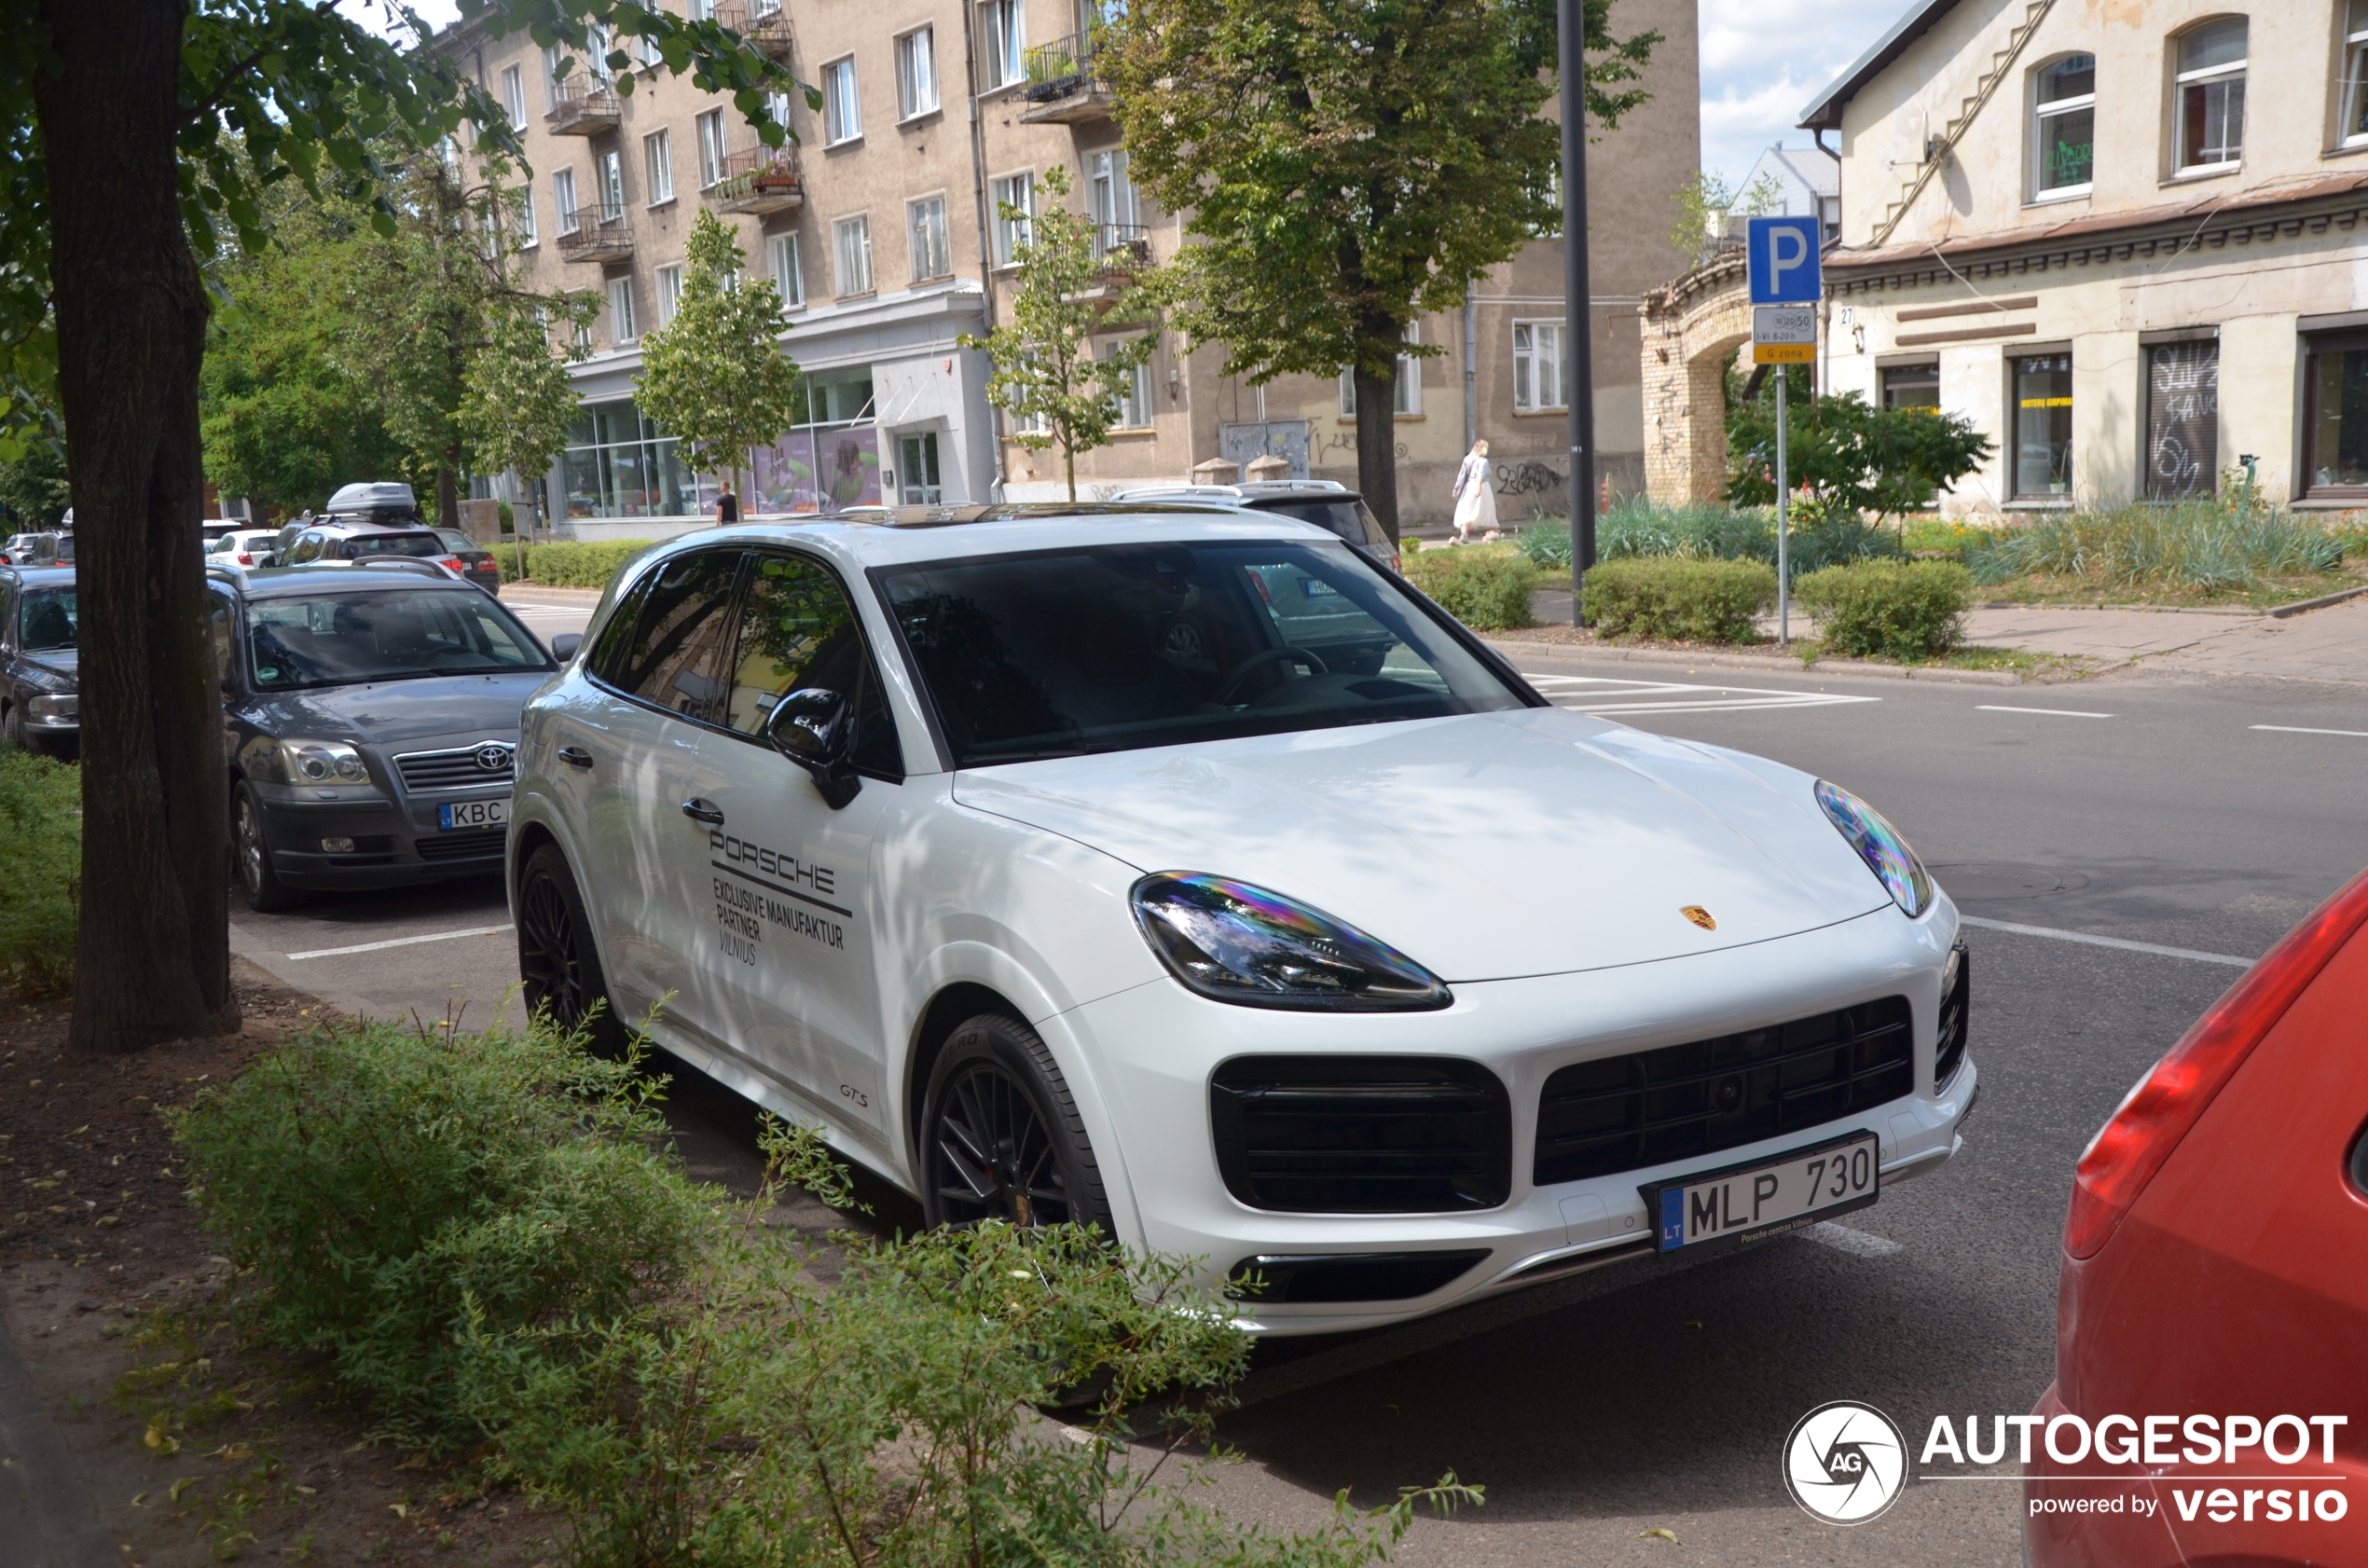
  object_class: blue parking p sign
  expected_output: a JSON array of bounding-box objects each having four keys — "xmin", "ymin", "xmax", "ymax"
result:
[{"xmin": 1748, "ymin": 215, "xmax": 1823, "ymax": 305}]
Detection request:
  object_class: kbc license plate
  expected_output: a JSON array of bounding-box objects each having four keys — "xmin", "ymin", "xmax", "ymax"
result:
[
  {"xmin": 1643, "ymin": 1131, "xmax": 1879, "ymax": 1252},
  {"xmin": 438, "ymin": 798, "xmax": 510, "ymax": 831}
]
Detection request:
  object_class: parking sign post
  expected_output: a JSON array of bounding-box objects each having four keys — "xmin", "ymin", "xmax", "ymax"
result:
[{"xmin": 1748, "ymin": 217, "xmax": 1822, "ymax": 649}]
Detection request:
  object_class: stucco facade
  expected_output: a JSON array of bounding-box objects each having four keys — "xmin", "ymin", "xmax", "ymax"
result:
[{"xmin": 441, "ymin": 0, "xmax": 1697, "ymax": 534}]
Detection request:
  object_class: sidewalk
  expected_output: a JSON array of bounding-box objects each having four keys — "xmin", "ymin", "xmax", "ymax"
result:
[{"xmin": 1961, "ymin": 598, "xmax": 2368, "ymax": 683}]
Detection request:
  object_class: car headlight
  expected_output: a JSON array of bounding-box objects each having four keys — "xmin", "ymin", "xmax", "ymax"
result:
[
  {"xmin": 1814, "ymin": 778, "xmax": 1933, "ymax": 917},
  {"xmin": 1130, "ymin": 873, "xmax": 1451, "ymax": 1011},
  {"xmin": 265, "ymin": 738, "xmax": 372, "ymax": 785},
  {"xmin": 25, "ymin": 694, "xmax": 76, "ymax": 723}
]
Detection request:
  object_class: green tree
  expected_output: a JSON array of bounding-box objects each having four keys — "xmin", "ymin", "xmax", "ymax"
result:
[
  {"xmin": 632, "ymin": 209, "xmax": 802, "ymax": 510},
  {"xmin": 959, "ymin": 164, "xmax": 1157, "ymax": 503},
  {"xmin": 1669, "ymin": 168, "xmax": 1785, "ymax": 270},
  {"xmin": 1108, "ymin": 0, "xmax": 1657, "ymax": 539},
  {"xmin": 0, "ymin": 0, "xmax": 798, "ymax": 1052},
  {"xmin": 1726, "ymin": 389, "xmax": 1993, "ymax": 525},
  {"xmin": 0, "ymin": 439, "xmax": 71, "ymax": 529},
  {"xmin": 460, "ymin": 296, "xmax": 595, "ymax": 579}
]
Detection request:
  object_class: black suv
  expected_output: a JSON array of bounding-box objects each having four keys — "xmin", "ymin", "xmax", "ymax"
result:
[
  {"xmin": 282, "ymin": 520, "xmax": 461, "ymax": 573},
  {"xmin": 1112, "ymin": 480, "xmax": 1400, "ymax": 571},
  {"xmin": 208, "ymin": 561, "xmax": 576, "ymax": 910},
  {"xmin": 0, "ymin": 564, "xmax": 77, "ymax": 758}
]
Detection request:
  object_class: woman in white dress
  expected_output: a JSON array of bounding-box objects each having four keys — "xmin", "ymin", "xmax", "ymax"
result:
[{"xmin": 1451, "ymin": 438, "xmax": 1498, "ymax": 543}]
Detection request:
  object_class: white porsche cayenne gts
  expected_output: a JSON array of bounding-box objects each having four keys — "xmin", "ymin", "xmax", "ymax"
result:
[{"xmin": 510, "ymin": 505, "xmax": 1974, "ymax": 1333}]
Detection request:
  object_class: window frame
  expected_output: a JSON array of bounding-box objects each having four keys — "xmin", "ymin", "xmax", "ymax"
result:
[
  {"xmin": 978, "ymin": 0, "xmax": 1026, "ymax": 91},
  {"xmin": 515, "ymin": 187, "xmax": 540, "ymax": 249},
  {"xmin": 598, "ymin": 148, "xmax": 626, "ymax": 219},
  {"xmin": 608, "ymin": 276, "xmax": 638, "ymax": 347},
  {"xmin": 643, "ymin": 129, "xmax": 675, "ymax": 207},
  {"xmin": 908, "ymin": 194, "xmax": 953, "ymax": 282},
  {"xmin": 2007, "ymin": 351, "xmax": 2074, "ymax": 502},
  {"xmin": 990, "ymin": 171, "xmax": 1035, "ymax": 268},
  {"xmin": 695, "ymin": 109, "xmax": 727, "ymax": 189},
  {"xmin": 1098, "ymin": 337, "xmax": 1154, "ymax": 430},
  {"xmin": 2030, "ymin": 53, "xmax": 2097, "ymax": 201},
  {"xmin": 501, "ymin": 64, "xmax": 527, "ymax": 129},
  {"xmin": 542, "ymin": 44, "xmax": 568, "ymax": 111},
  {"xmin": 1510, "ymin": 319, "xmax": 1566, "ymax": 413},
  {"xmin": 823, "ymin": 56, "xmax": 862, "ymax": 146},
  {"xmin": 771, "ymin": 232, "xmax": 805, "ymax": 309},
  {"xmin": 833, "ymin": 213, "xmax": 874, "ymax": 296},
  {"xmin": 2342, "ymin": 2, "xmax": 2368, "ymax": 149},
  {"xmin": 2301, "ymin": 328, "xmax": 2368, "ymax": 500},
  {"xmin": 554, "ymin": 167, "xmax": 580, "ymax": 234},
  {"xmin": 2171, "ymin": 19, "xmax": 2248, "ymax": 174},
  {"xmin": 896, "ymin": 25, "xmax": 940, "ymax": 121},
  {"xmin": 655, "ymin": 264, "xmax": 684, "ymax": 328}
]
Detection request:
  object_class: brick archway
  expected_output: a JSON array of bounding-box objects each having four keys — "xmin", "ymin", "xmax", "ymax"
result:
[{"xmin": 1641, "ymin": 253, "xmax": 1753, "ymax": 506}]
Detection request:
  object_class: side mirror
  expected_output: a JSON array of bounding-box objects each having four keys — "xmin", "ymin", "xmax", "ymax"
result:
[
  {"xmin": 548, "ymin": 631, "xmax": 583, "ymax": 663},
  {"xmin": 764, "ymin": 687, "xmax": 860, "ymax": 809}
]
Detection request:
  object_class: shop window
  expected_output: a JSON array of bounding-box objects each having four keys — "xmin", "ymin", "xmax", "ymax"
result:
[
  {"xmin": 2143, "ymin": 340, "xmax": 2218, "ymax": 500},
  {"xmin": 899, "ymin": 433, "xmax": 943, "ymax": 503},
  {"xmin": 2011, "ymin": 353, "xmax": 2072, "ymax": 498},
  {"xmin": 2304, "ymin": 331, "xmax": 2368, "ymax": 498},
  {"xmin": 2173, "ymin": 20, "xmax": 2245, "ymax": 172},
  {"xmin": 2031, "ymin": 54, "xmax": 2095, "ymax": 198},
  {"xmin": 1881, "ymin": 362, "xmax": 1941, "ymax": 410}
]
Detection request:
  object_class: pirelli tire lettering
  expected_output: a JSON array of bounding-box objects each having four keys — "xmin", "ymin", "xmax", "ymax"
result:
[{"xmin": 712, "ymin": 873, "xmax": 847, "ymax": 961}]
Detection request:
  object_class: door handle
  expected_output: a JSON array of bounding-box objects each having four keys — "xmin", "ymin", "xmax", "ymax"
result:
[
  {"xmin": 558, "ymin": 746, "xmax": 594, "ymax": 768},
  {"xmin": 681, "ymin": 797, "xmax": 725, "ymax": 825}
]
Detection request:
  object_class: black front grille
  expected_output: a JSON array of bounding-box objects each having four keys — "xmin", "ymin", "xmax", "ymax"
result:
[
  {"xmin": 394, "ymin": 743, "xmax": 515, "ymax": 792},
  {"xmin": 416, "ymin": 828, "xmax": 506, "ymax": 861},
  {"xmin": 1534, "ymin": 996, "xmax": 1914, "ymax": 1187},
  {"xmin": 1210, "ymin": 1056, "xmax": 1510, "ymax": 1214},
  {"xmin": 1934, "ymin": 943, "xmax": 1970, "ymax": 1089}
]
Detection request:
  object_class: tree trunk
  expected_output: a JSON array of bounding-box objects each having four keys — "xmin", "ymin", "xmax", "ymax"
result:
[
  {"xmin": 1352, "ymin": 360, "xmax": 1399, "ymax": 543},
  {"xmin": 436, "ymin": 461, "xmax": 461, "ymax": 533},
  {"xmin": 37, "ymin": 0, "xmax": 238, "ymax": 1052}
]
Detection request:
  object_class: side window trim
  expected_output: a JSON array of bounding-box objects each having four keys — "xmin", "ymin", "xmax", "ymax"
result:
[
  {"xmin": 725, "ymin": 547, "xmax": 905, "ymax": 782},
  {"xmin": 584, "ymin": 546, "xmax": 750, "ymax": 731}
]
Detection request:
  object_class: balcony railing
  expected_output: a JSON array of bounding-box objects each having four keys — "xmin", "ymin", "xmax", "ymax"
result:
[
  {"xmin": 704, "ymin": 145, "xmax": 804, "ymax": 214},
  {"xmin": 711, "ymin": 0, "xmax": 794, "ymax": 61},
  {"xmin": 557, "ymin": 204, "xmax": 634, "ymax": 263},
  {"xmin": 1018, "ymin": 29, "xmax": 1113, "ymax": 122},
  {"xmin": 1093, "ymin": 223, "xmax": 1150, "ymax": 286},
  {"xmin": 544, "ymin": 75, "xmax": 621, "ymax": 135}
]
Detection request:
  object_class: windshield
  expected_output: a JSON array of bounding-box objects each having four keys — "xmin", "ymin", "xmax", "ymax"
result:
[
  {"xmin": 345, "ymin": 532, "xmax": 443, "ymax": 558},
  {"xmin": 244, "ymin": 589, "xmax": 551, "ymax": 689},
  {"xmin": 1260, "ymin": 499, "xmax": 1391, "ymax": 550},
  {"xmin": 20, "ymin": 588, "xmax": 76, "ymax": 652},
  {"xmin": 879, "ymin": 540, "xmax": 1524, "ymax": 767}
]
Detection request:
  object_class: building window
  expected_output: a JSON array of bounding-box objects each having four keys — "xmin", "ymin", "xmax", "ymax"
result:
[
  {"xmin": 655, "ymin": 265, "xmax": 683, "ymax": 327},
  {"xmin": 897, "ymin": 27, "xmax": 939, "ymax": 119},
  {"xmin": 643, "ymin": 130, "xmax": 674, "ymax": 206},
  {"xmin": 598, "ymin": 148, "xmax": 625, "ymax": 219},
  {"xmin": 1100, "ymin": 339, "xmax": 1152, "ymax": 428},
  {"xmin": 501, "ymin": 64, "xmax": 527, "ymax": 129},
  {"xmin": 2031, "ymin": 54, "xmax": 2095, "ymax": 197},
  {"xmin": 554, "ymin": 167, "xmax": 580, "ymax": 232},
  {"xmin": 1087, "ymin": 149, "xmax": 1138, "ymax": 257},
  {"xmin": 991, "ymin": 172, "xmax": 1035, "ymax": 266},
  {"xmin": 2011, "ymin": 352, "xmax": 2072, "ymax": 497},
  {"xmin": 543, "ymin": 44, "xmax": 567, "ymax": 110},
  {"xmin": 899, "ymin": 432, "xmax": 943, "ymax": 503},
  {"xmin": 695, "ymin": 110, "xmax": 726, "ymax": 188},
  {"xmin": 2304, "ymin": 331, "xmax": 2368, "ymax": 496},
  {"xmin": 1880, "ymin": 362, "xmax": 1940, "ymax": 410},
  {"xmin": 1511, "ymin": 321, "xmax": 1565, "ymax": 411},
  {"xmin": 1340, "ymin": 323, "xmax": 1421, "ymax": 418},
  {"xmin": 2143, "ymin": 339, "xmax": 2219, "ymax": 500},
  {"xmin": 771, "ymin": 233, "xmax": 804, "ymax": 307},
  {"xmin": 766, "ymin": 90, "xmax": 792, "ymax": 133},
  {"xmin": 608, "ymin": 276, "xmax": 637, "ymax": 346},
  {"xmin": 908, "ymin": 195, "xmax": 951, "ymax": 282},
  {"xmin": 514, "ymin": 188, "xmax": 539, "ymax": 248},
  {"xmin": 823, "ymin": 57, "xmax": 861, "ymax": 144},
  {"xmin": 2343, "ymin": 2, "xmax": 2368, "ymax": 146},
  {"xmin": 2173, "ymin": 20, "xmax": 2245, "ymax": 172},
  {"xmin": 979, "ymin": 0, "xmax": 1025, "ymax": 89},
  {"xmin": 834, "ymin": 214, "xmax": 874, "ymax": 296}
]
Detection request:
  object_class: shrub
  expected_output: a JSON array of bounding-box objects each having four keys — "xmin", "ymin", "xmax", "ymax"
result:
[
  {"xmin": 1963, "ymin": 501, "xmax": 2347, "ymax": 593},
  {"xmin": 1795, "ymin": 558, "xmax": 1973, "ymax": 661},
  {"xmin": 1593, "ymin": 498, "xmax": 1902, "ymax": 581},
  {"xmin": 497, "ymin": 539, "xmax": 660, "ymax": 587},
  {"xmin": 1513, "ymin": 517, "xmax": 1572, "ymax": 571},
  {"xmin": 1404, "ymin": 545, "xmax": 1535, "ymax": 630},
  {"xmin": 1582, "ymin": 557, "xmax": 1775, "ymax": 643},
  {"xmin": 0, "ymin": 749, "xmax": 78, "ymax": 993}
]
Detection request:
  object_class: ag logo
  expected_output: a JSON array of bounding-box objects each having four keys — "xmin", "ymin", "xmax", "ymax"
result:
[{"xmin": 1783, "ymin": 1400, "xmax": 1906, "ymax": 1525}]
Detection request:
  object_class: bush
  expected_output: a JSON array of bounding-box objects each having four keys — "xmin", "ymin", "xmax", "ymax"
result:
[
  {"xmin": 0, "ymin": 749, "xmax": 78, "ymax": 993},
  {"xmin": 1963, "ymin": 501, "xmax": 2347, "ymax": 593},
  {"xmin": 1582, "ymin": 557, "xmax": 1775, "ymax": 643},
  {"xmin": 497, "ymin": 539, "xmax": 659, "ymax": 587},
  {"xmin": 1404, "ymin": 546, "xmax": 1535, "ymax": 630},
  {"xmin": 1794, "ymin": 558, "xmax": 1972, "ymax": 661},
  {"xmin": 1513, "ymin": 517, "xmax": 1572, "ymax": 571},
  {"xmin": 1594, "ymin": 498, "xmax": 1903, "ymax": 581}
]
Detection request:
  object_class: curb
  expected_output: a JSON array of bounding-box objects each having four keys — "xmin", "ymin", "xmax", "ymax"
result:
[
  {"xmin": 1976, "ymin": 599, "xmax": 2261, "ymax": 618},
  {"xmin": 2267, "ymin": 583, "xmax": 2368, "ymax": 619},
  {"xmin": 500, "ymin": 585, "xmax": 604, "ymax": 604},
  {"xmin": 1483, "ymin": 639, "xmax": 2030, "ymax": 686}
]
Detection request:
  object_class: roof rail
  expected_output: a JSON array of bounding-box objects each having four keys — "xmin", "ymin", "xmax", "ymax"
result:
[
  {"xmin": 1113, "ymin": 484, "xmax": 1246, "ymax": 501},
  {"xmin": 349, "ymin": 557, "xmax": 457, "ymax": 579},
  {"xmin": 1237, "ymin": 478, "xmax": 1345, "ymax": 493}
]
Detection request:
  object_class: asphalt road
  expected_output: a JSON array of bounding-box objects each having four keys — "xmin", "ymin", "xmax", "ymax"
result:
[{"xmin": 224, "ymin": 622, "xmax": 2368, "ymax": 1566}]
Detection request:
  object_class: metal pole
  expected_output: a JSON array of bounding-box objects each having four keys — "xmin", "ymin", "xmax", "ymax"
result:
[
  {"xmin": 1776, "ymin": 370, "xmax": 1790, "ymax": 648},
  {"xmin": 1561, "ymin": 0, "xmax": 1594, "ymax": 624}
]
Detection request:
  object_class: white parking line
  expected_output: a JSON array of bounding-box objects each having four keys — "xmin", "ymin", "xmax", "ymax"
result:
[
  {"xmin": 1527, "ymin": 675, "xmax": 1880, "ymax": 717},
  {"xmin": 2251, "ymin": 724, "xmax": 2368, "ymax": 738},
  {"xmin": 1956, "ymin": 915, "xmax": 2251, "ymax": 968},
  {"xmin": 1976, "ymin": 705, "xmax": 2114, "ymax": 719},
  {"xmin": 285, "ymin": 924, "xmax": 514, "ymax": 961}
]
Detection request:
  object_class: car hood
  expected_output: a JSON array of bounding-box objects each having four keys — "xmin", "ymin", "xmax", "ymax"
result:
[
  {"xmin": 952, "ymin": 707, "xmax": 1893, "ymax": 983},
  {"xmin": 239, "ymin": 671, "xmax": 547, "ymax": 745},
  {"xmin": 15, "ymin": 649, "xmax": 76, "ymax": 687}
]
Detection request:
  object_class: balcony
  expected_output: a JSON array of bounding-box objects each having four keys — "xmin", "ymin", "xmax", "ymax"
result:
[
  {"xmin": 704, "ymin": 145, "xmax": 803, "ymax": 215},
  {"xmin": 1016, "ymin": 31, "xmax": 1113, "ymax": 123},
  {"xmin": 712, "ymin": 0, "xmax": 795, "ymax": 62},
  {"xmin": 557, "ymin": 204, "xmax": 634, "ymax": 264},
  {"xmin": 544, "ymin": 76, "xmax": 621, "ymax": 136},
  {"xmin": 1095, "ymin": 223, "xmax": 1151, "ymax": 281}
]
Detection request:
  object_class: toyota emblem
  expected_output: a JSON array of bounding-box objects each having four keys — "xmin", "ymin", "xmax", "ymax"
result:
[{"xmin": 475, "ymin": 743, "xmax": 515, "ymax": 774}]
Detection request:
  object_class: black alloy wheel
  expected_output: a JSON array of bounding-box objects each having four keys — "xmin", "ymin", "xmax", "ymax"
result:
[
  {"xmin": 231, "ymin": 780, "xmax": 304, "ymax": 912},
  {"xmin": 922, "ymin": 1014, "xmax": 1111, "ymax": 1232},
  {"xmin": 516, "ymin": 844, "xmax": 624, "ymax": 1052}
]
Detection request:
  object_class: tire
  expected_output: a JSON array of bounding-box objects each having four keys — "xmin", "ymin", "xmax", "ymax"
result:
[
  {"xmin": 231, "ymin": 780, "xmax": 305, "ymax": 912},
  {"xmin": 516, "ymin": 843, "xmax": 626, "ymax": 1053},
  {"xmin": 0, "ymin": 702, "xmax": 22, "ymax": 752},
  {"xmin": 920, "ymin": 1014, "xmax": 1113, "ymax": 1234}
]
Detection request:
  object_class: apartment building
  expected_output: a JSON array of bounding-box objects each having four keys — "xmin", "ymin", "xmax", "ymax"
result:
[{"xmin": 440, "ymin": 0, "xmax": 1695, "ymax": 535}]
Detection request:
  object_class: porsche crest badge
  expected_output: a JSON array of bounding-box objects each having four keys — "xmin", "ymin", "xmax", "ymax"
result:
[{"xmin": 1681, "ymin": 905, "xmax": 1717, "ymax": 931}]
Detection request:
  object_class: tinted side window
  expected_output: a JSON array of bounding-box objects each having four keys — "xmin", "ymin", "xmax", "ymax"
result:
[
  {"xmin": 286, "ymin": 532, "xmax": 324, "ymax": 564},
  {"xmin": 724, "ymin": 552, "xmax": 902, "ymax": 777},
  {"xmin": 208, "ymin": 590, "xmax": 236, "ymax": 686},
  {"xmin": 601, "ymin": 550, "xmax": 744, "ymax": 722},
  {"xmin": 0, "ymin": 583, "xmax": 14, "ymax": 644}
]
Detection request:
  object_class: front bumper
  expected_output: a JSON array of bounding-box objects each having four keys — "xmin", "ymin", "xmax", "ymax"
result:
[
  {"xmin": 250, "ymin": 780, "xmax": 509, "ymax": 889},
  {"xmin": 1065, "ymin": 901, "xmax": 1971, "ymax": 1335}
]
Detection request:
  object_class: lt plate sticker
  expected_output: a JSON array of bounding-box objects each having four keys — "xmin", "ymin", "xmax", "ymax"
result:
[{"xmin": 1648, "ymin": 1132, "xmax": 1878, "ymax": 1251}]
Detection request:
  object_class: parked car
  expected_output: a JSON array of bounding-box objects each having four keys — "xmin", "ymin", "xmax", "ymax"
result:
[
  {"xmin": 2, "ymin": 532, "xmax": 62, "ymax": 567},
  {"xmin": 433, "ymin": 527, "xmax": 504, "ymax": 596},
  {"xmin": 208, "ymin": 560, "xmax": 572, "ymax": 910},
  {"xmin": 2024, "ymin": 865, "xmax": 2368, "ymax": 1565},
  {"xmin": 206, "ymin": 528, "xmax": 285, "ymax": 570},
  {"xmin": 282, "ymin": 520, "xmax": 467, "ymax": 580},
  {"xmin": 508, "ymin": 508, "xmax": 1974, "ymax": 1332},
  {"xmin": 1113, "ymin": 480, "xmax": 1401, "ymax": 571},
  {"xmin": 0, "ymin": 564, "xmax": 78, "ymax": 758}
]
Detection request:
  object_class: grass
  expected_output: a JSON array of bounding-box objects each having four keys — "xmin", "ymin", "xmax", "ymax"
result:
[
  {"xmin": 1962, "ymin": 500, "xmax": 2359, "ymax": 599},
  {"xmin": 0, "ymin": 748, "xmax": 78, "ymax": 993}
]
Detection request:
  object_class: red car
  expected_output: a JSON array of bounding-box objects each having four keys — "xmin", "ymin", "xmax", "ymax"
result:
[{"xmin": 2025, "ymin": 867, "xmax": 2368, "ymax": 1565}]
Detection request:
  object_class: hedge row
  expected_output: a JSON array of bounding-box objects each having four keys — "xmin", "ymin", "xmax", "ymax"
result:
[
  {"xmin": 494, "ymin": 540, "xmax": 659, "ymax": 588},
  {"xmin": 1573, "ymin": 556, "xmax": 1974, "ymax": 657},
  {"xmin": 1403, "ymin": 546, "xmax": 1535, "ymax": 630},
  {"xmin": 1794, "ymin": 558, "xmax": 1972, "ymax": 661},
  {"xmin": 1581, "ymin": 557, "xmax": 1775, "ymax": 644}
]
